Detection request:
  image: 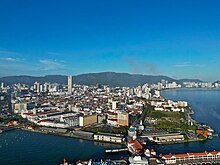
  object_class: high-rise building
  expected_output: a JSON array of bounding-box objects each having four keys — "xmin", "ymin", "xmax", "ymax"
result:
[
  {"xmin": 112, "ymin": 101, "xmax": 118, "ymax": 110},
  {"xmin": 68, "ymin": 75, "xmax": 72, "ymax": 93},
  {"xmin": 1, "ymin": 82, "xmax": 4, "ymax": 89},
  {"xmin": 40, "ymin": 85, "xmax": 43, "ymax": 93},
  {"xmin": 34, "ymin": 82, "xmax": 40, "ymax": 93}
]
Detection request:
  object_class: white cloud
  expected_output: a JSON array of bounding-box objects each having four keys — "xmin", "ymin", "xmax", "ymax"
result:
[
  {"xmin": 0, "ymin": 58, "xmax": 67, "ymax": 77},
  {"xmin": 174, "ymin": 62, "xmax": 204, "ymax": 68},
  {"xmin": 39, "ymin": 59, "xmax": 64, "ymax": 71},
  {"xmin": 0, "ymin": 57, "xmax": 18, "ymax": 62},
  {"xmin": 174, "ymin": 64, "xmax": 191, "ymax": 67}
]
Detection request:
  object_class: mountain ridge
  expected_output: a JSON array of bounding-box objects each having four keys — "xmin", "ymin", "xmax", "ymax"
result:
[{"xmin": 0, "ymin": 72, "xmax": 204, "ymax": 87}]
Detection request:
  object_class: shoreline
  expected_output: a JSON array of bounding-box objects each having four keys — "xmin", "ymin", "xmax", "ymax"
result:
[
  {"xmin": 2, "ymin": 126, "xmax": 209, "ymax": 149},
  {"xmin": 20, "ymin": 127, "xmax": 209, "ymax": 146},
  {"xmin": 1, "ymin": 89, "xmax": 216, "ymax": 146},
  {"xmin": 20, "ymin": 127, "xmax": 126, "ymax": 146},
  {"xmin": 160, "ymin": 88, "xmax": 220, "ymax": 91},
  {"xmin": 1, "ymin": 103, "xmax": 213, "ymax": 146}
]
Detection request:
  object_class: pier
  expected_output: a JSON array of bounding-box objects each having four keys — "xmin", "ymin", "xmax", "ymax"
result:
[{"xmin": 105, "ymin": 148, "xmax": 128, "ymax": 153}]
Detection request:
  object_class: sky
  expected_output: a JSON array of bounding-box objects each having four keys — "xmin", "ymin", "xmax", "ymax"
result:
[{"xmin": 0, "ymin": 0, "xmax": 220, "ymax": 81}]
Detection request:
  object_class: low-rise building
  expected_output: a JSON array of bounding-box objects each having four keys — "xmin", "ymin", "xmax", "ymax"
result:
[
  {"xmin": 129, "ymin": 156, "xmax": 149, "ymax": 165},
  {"xmin": 127, "ymin": 140, "xmax": 146, "ymax": 155},
  {"xmin": 39, "ymin": 127, "xmax": 67, "ymax": 134},
  {"xmin": 73, "ymin": 131, "xmax": 94, "ymax": 138},
  {"xmin": 117, "ymin": 111, "xmax": 129, "ymax": 126},
  {"xmin": 107, "ymin": 119, "xmax": 118, "ymax": 126},
  {"xmin": 37, "ymin": 120, "xmax": 69, "ymax": 128},
  {"xmin": 79, "ymin": 114, "xmax": 97, "ymax": 127},
  {"xmin": 62, "ymin": 116, "xmax": 79, "ymax": 127},
  {"xmin": 160, "ymin": 150, "xmax": 220, "ymax": 164},
  {"xmin": 148, "ymin": 133, "xmax": 185, "ymax": 144},
  {"xmin": 94, "ymin": 132, "xmax": 125, "ymax": 143}
]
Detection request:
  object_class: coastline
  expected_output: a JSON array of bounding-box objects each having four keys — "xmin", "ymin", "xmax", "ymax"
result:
[
  {"xmin": 2, "ymin": 125, "xmax": 209, "ymax": 146},
  {"xmin": 1, "ymin": 89, "xmax": 220, "ymax": 165},
  {"xmin": 1, "ymin": 88, "xmax": 217, "ymax": 147},
  {"xmin": 1, "ymin": 103, "xmax": 212, "ymax": 146},
  {"xmin": 160, "ymin": 88, "xmax": 220, "ymax": 91},
  {"xmin": 20, "ymin": 122, "xmax": 211, "ymax": 146},
  {"xmin": 20, "ymin": 127, "xmax": 126, "ymax": 146}
]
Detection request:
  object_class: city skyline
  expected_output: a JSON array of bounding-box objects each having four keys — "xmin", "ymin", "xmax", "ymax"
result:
[{"xmin": 1, "ymin": 0, "xmax": 220, "ymax": 81}]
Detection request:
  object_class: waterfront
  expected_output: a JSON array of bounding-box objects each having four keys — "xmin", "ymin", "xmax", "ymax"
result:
[
  {"xmin": 155, "ymin": 89, "xmax": 220, "ymax": 154},
  {"xmin": 1, "ymin": 89, "xmax": 220, "ymax": 164},
  {"xmin": 0, "ymin": 129, "xmax": 125, "ymax": 165}
]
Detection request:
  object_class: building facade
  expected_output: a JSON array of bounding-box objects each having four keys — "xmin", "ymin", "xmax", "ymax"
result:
[
  {"xmin": 94, "ymin": 132, "xmax": 125, "ymax": 143},
  {"xmin": 160, "ymin": 150, "xmax": 220, "ymax": 164},
  {"xmin": 79, "ymin": 114, "xmax": 97, "ymax": 127},
  {"xmin": 117, "ymin": 111, "xmax": 129, "ymax": 126}
]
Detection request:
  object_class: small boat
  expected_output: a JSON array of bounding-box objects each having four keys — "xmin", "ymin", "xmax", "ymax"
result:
[
  {"xmin": 208, "ymin": 128, "xmax": 214, "ymax": 132},
  {"xmin": 208, "ymin": 136, "xmax": 213, "ymax": 140},
  {"xmin": 213, "ymin": 134, "xmax": 219, "ymax": 137}
]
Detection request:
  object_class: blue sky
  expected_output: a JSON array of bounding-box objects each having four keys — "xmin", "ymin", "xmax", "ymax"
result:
[{"xmin": 0, "ymin": 0, "xmax": 220, "ymax": 81}]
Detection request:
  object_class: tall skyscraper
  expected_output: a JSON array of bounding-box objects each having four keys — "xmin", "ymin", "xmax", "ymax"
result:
[
  {"xmin": 34, "ymin": 82, "xmax": 40, "ymax": 93},
  {"xmin": 68, "ymin": 75, "xmax": 72, "ymax": 93},
  {"xmin": 112, "ymin": 101, "xmax": 118, "ymax": 110},
  {"xmin": 1, "ymin": 82, "xmax": 4, "ymax": 89}
]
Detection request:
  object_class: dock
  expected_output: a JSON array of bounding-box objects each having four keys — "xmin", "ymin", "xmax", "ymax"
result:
[{"xmin": 105, "ymin": 148, "xmax": 128, "ymax": 153}]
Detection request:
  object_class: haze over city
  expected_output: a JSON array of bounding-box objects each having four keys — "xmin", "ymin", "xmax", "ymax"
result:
[{"xmin": 1, "ymin": 0, "xmax": 220, "ymax": 81}]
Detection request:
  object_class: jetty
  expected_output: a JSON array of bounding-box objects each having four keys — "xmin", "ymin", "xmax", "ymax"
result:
[{"xmin": 105, "ymin": 148, "xmax": 128, "ymax": 153}]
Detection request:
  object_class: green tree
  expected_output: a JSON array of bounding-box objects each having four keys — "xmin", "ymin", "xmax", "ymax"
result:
[{"xmin": 102, "ymin": 119, "xmax": 107, "ymax": 124}]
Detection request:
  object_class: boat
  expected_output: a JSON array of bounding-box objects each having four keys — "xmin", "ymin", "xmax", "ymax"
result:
[
  {"xmin": 208, "ymin": 135, "xmax": 213, "ymax": 140},
  {"xmin": 208, "ymin": 128, "xmax": 214, "ymax": 132},
  {"xmin": 213, "ymin": 134, "xmax": 219, "ymax": 137}
]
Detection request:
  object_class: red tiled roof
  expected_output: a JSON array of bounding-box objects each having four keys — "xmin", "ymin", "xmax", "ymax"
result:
[
  {"xmin": 133, "ymin": 140, "xmax": 143, "ymax": 150},
  {"xmin": 161, "ymin": 150, "xmax": 220, "ymax": 159},
  {"xmin": 210, "ymin": 150, "xmax": 218, "ymax": 155},
  {"xmin": 163, "ymin": 154, "xmax": 173, "ymax": 159}
]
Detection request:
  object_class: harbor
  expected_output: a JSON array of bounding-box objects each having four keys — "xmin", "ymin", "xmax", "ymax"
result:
[
  {"xmin": 105, "ymin": 148, "xmax": 128, "ymax": 153},
  {"xmin": 64, "ymin": 89, "xmax": 220, "ymax": 165},
  {"xmin": 1, "ymin": 0, "xmax": 220, "ymax": 164},
  {"xmin": 1, "ymin": 89, "xmax": 220, "ymax": 165}
]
